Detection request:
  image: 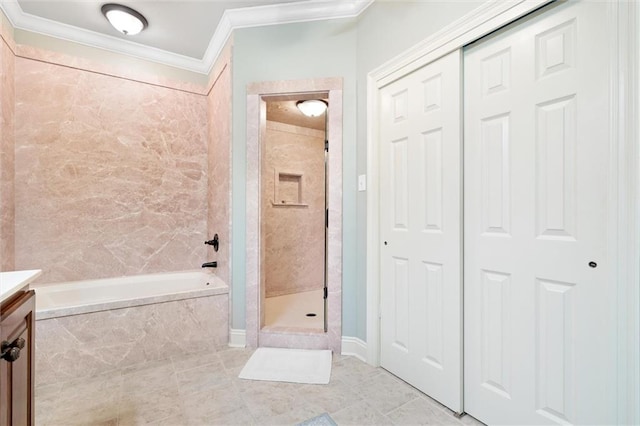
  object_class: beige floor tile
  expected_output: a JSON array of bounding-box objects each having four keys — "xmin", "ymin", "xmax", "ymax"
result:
[
  {"xmin": 48, "ymin": 407, "xmax": 119, "ymax": 426},
  {"xmin": 92, "ymin": 419, "xmax": 119, "ymax": 426},
  {"xmin": 239, "ymin": 381, "xmax": 303, "ymax": 419},
  {"xmin": 298, "ymin": 379, "xmax": 363, "ymax": 413},
  {"xmin": 171, "ymin": 351, "xmax": 222, "ymax": 373},
  {"xmin": 459, "ymin": 413, "xmax": 485, "ymax": 425},
  {"xmin": 47, "ymin": 372, "xmax": 123, "ymax": 425},
  {"xmin": 355, "ymin": 371, "xmax": 423, "ymax": 415},
  {"xmin": 117, "ymin": 385, "xmax": 184, "ymax": 425},
  {"xmin": 35, "ymin": 383, "xmax": 62, "ymax": 426},
  {"xmin": 217, "ymin": 347, "xmax": 255, "ymax": 371},
  {"xmin": 36, "ymin": 347, "xmax": 484, "ymax": 426},
  {"xmin": 180, "ymin": 386, "xmax": 247, "ymax": 420},
  {"xmin": 259, "ymin": 403, "xmax": 326, "ymax": 425},
  {"xmin": 176, "ymin": 361, "xmax": 232, "ymax": 395},
  {"xmin": 148, "ymin": 414, "xmax": 189, "ymax": 425},
  {"xmin": 387, "ymin": 397, "xmax": 462, "ymax": 425},
  {"xmin": 330, "ymin": 355, "xmax": 383, "ymax": 387},
  {"xmin": 187, "ymin": 406, "xmax": 255, "ymax": 426},
  {"xmin": 121, "ymin": 360, "xmax": 178, "ymax": 396},
  {"xmin": 331, "ymin": 399, "xmax": 393, "ymax": 425}
]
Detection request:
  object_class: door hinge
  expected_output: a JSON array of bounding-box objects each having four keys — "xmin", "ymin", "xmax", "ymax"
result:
[
  {"xmin": 325, "ymin": 140, "xmax": 329, "ymax": 152},
  {"xmin": 325, "ymin": 208, "xmax": 328, "ymax": 228},
  {"xmin": 323, "ymin": 287, "xmax": 328, "ymax": 299}
]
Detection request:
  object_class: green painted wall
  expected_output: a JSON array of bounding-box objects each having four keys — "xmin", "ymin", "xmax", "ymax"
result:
[
  {"xmin": 231, "ymin": 18, "xmax": 358, "ymax": 332},
  {"xmin": 353, "ymin": 1, "xmax": 484, "ymax": 340},
  {"xmin": 231, "ymin": 1, "xmax": 486, "ymax": 341}
]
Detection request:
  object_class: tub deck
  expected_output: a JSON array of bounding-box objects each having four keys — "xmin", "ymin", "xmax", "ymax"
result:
[{"xmin": 31, "ymin": 270, "xmax": 227, "ymax": 320}]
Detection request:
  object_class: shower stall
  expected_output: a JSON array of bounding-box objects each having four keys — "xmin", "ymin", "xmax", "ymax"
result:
[{"xmin": 260, "ymin": 97, "xmax": 328, "ymax": 333}]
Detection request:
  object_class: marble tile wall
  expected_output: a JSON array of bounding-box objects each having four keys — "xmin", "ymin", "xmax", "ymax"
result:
[
  {"xmin": 262, "ymin": 120, "xmax": 325, "ymax": 298},
  {"xmin": 15, "ymin": 44, "xmax": 208, "ymax": 95},
  {"xmin": 325, "ymin": 88, "xmax": 343, "ymax": 354},
  {"xmin": 207, "ymin": 43, "xmax": 232, "ymax": 286},
  {"xmin": 14, "ymin": 58, "xmax": 209, "ymax": 283},
  {"xmin": 35, "ymin": 294, "xmax": 229, "ymax": 386},
  {"xmin": 259, "ymin": 329, "xmax": 329, "ymax": 350},
  {"xmin": 0, "ymin": 25, "xmax": 15, "ymax": 271}
]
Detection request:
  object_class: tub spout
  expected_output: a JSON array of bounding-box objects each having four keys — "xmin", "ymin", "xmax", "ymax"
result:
[{"xmin": 202, "ymin": 261, "xmax": 217, "ymax": 268}]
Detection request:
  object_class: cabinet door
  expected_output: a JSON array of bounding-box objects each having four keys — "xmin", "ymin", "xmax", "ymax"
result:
[{"xmin": 1, "ymin": 290, "xmax": 36, "ymax": 426}]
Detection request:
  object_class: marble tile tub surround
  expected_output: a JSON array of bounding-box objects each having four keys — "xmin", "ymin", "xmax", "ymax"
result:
[
  {"xmin": 14, "ymin": 57, "xmax": 208, "ymax": 283},
  {"xmin": 35, "ymin": 348, "xmax": 484, "ymax": 426},
  {"xmin": 15, "ymin": 43, "xmax": 209, "ymax": 95},
  {"xmin": 0, "ymin": 25, "xmax": 15, "ymax": 271},
  {"xmin": 263, "ymin": 120, "xmax": 325, "ymax": 298},
  {"xmin": 35, "ymin": 293, "xmax": 229, "ymax": 387},
  {"xmin": 207, "ymin": 42, "xmax": 232, "ymax": 286}
]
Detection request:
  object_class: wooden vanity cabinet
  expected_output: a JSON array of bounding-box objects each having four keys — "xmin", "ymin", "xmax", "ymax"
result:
[{"xmin": 0, "ymin": 290, "xmax": 35, "ymax": 426}]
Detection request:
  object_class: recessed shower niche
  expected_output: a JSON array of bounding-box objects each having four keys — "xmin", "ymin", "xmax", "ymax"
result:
[{"xmin": 273, "ymin": 170, "xmax": 306, "ymax": 206}]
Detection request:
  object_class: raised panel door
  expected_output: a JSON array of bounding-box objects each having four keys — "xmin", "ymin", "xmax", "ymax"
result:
[
  {"xmin": 464, "ymin": 1, "xmax": 615, "ymax": 424},
  {"xmin": 380, "ymin": 49, "xmax": 462, "ymax": 413}
]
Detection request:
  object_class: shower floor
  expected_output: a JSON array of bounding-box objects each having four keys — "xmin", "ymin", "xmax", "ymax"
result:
[{"xmin": 264, "ymin": 289, "xmax": 324, "ymax": 331}]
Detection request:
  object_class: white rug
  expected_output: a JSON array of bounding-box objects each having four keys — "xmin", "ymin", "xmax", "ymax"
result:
[{"xmin": 239, "ymin": 347, "xmax": 332, "ymax": 385}]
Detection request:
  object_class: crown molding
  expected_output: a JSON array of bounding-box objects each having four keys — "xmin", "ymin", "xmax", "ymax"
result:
[
  {"xmin": 0, "ymin": 0, "xmax": 205, "ymax": 72},
  {"xmin": 0, "ymin": 0, "xmax": 374, "ymax": 75}
]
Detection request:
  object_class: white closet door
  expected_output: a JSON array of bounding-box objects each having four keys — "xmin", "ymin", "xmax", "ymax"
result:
[
  {"xmin": 379, "ymin": 50, "xmax": 462, "ymax": 412},
  {"xmin": 464, "ymin": 1, "xmax": 616, "ymax": 424}
]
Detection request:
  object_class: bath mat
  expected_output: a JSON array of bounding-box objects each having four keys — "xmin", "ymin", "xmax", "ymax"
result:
[
  {"xmin": 297, "ymin": 413, "xmax": 338, "ymax": 426},
  {"xmin": 238, "ymin": 347, "xmax": 332, "ymax": 384}
]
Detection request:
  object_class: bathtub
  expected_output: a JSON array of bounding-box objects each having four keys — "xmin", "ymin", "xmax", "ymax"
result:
[
  {"xmin": 31, "ymin": 270, "xmax": 230, "ymax": 385},
  {"xmin": 31, "ymin": 270, "xmax": 227, "ymax": 320}
]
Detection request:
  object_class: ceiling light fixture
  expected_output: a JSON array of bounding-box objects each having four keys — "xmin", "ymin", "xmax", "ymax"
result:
[
  {"xmin": 296, "ymin": 100, "xmax": 328, "ymax": 117},
  {"xmin": 101, "ymin": 4, "xmax": 148, "ymax": 36}
]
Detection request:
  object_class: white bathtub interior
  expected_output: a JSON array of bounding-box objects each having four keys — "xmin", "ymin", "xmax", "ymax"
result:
[{"xmin": 31, "ymin": 270, "xmax": 227, "ymax": 320}]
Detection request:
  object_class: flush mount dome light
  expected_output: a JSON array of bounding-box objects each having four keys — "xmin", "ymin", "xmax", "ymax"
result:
[
  {"xmin": 101, "ymin": 3, "xmax": 148, "ymax": 35},
  {"xmin": 296, "ymin": 100, "xmax": 327, "ymax": 117}
]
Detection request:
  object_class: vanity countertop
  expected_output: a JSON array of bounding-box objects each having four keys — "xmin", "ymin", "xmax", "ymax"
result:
[{"xmin": 0, "ymin": 270, "xmax": 42, "ymax": 304}]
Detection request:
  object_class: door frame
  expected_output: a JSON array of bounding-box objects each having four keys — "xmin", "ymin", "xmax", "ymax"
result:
[
  {"xmin": 366, "ymin": 1, "xmax": 639, "ymax": 422},
  {"xmin": 245, "ymin": 77, "xmax": 343, "ymax": 353}
]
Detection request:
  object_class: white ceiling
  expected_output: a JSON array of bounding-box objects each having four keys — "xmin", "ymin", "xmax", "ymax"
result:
[
  {"xmin": 0, "ymin": 0, "xmax": 373, "ymax": 73},
  {"xmin": 16, "ymin": 0, "xmax": 302, "ymax": 59}
]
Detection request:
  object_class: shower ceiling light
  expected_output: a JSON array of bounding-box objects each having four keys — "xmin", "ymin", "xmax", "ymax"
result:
[
  {"xmin": 101, "ymin": 3, "xmax": 148, "ymax": 36},
  {"xmin": 296, "ymin": 100, "xmax": 327, "ymax": 117}
]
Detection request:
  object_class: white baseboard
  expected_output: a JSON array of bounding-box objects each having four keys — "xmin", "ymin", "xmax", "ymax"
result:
[
  {"xmin": 229, "ymin": 328, "xmax": 246, "ymax": 348},
  {"xmin": 341, "ymin": 336, "xmax": 367, "ymax": 363}
]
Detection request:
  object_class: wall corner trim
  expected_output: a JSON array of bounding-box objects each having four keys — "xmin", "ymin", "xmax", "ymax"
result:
[
  {"xmin": 341, "ymin": 336, "xmax": 367, "ymax": 363},
  {"xmin": 228, "ymin": 328, "xmax": 247, "ymax": 348}
]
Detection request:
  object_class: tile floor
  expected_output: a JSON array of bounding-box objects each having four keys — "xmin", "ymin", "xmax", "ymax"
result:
[
  {"xmin": 36, "ymin": 347, "xmax": 484, "ymax": 426},
  {"xmin": 264, "ymin": 290, "xmax": 324, "ymax": 331}
]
